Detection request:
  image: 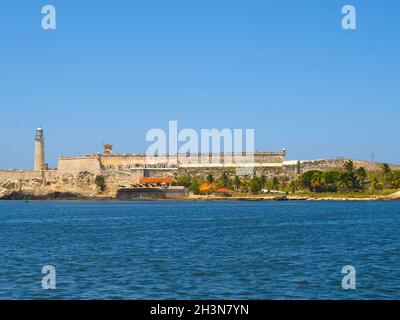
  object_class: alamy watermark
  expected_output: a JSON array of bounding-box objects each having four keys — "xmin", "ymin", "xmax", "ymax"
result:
[
  {"xmin": 146, "ymin": 121, "xmax": 255, "ymax": 175},
  {"xmin": 41, "ymin": 265, "xmax": 56, "ymax": 290},
  {"xmin": 341, "ymin": 5, "xmax": 356, "ymax": 30},
  {"xmin": 41, "ymin": 5, "xmax": 56, "ymax": 30},
  {"xmin": 39, "ymin": 4, "xmax": 356, "ymax": 31},
  {"xmin": 341, "ymin": 265, "xmax": 356, "ymax": 290}
]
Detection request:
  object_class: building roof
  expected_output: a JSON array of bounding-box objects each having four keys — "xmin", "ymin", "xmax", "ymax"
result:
[
  {"xmin": 139, "ymin": 177, "xmax": 173, "ymax": 184},
  {"xmin": 216, "ymin": 187, "xmax": 233, "ymax": 194}
]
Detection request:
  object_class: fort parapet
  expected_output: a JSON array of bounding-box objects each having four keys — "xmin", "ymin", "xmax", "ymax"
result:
[{"xmin": 58, "ymin": 150, "xmax": 287, "ymax": 174}]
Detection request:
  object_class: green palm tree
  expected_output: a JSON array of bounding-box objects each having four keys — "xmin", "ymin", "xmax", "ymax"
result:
[
  {"xmin": 311, "ymin": 172, "xmax": 325, "ymax": 192},
  {"xmin": 233, "ymin": 176, "xmax": 241, "ymax": 192},
  {"xmin": 389, "ymin": 171, "xmax": 400, "ymax": 189},
  {"xmin": 370, "ymin": 177, "xmax": 384, "ymax": 190},
  {"xmin": 338, "ymin": 172, "xmax": 353, "ymax": 191},
  {"xmin": 381, "ymin": 163, "xmax": 391, "ymax": 175},
  {"xmin": 344, "ymin": 160, "xmax": 355, "ymax": 173},
  {"xmin": 288, "ymin": 180, "xmax": 298, "ymax": 194},
  {"xmin": 271, "ymin": 177, "xmax": 279, "ymax": 190},
  {"xmin": 356, "ymin": 167, "xmax": 367, "ymax": 189},
  {"xmin": 260, "ymin": 174, "xmax": 267, "ymax": 189},
  {"xmin": 391, "ymin": 177, "xmax": 400, "ymax": 189},
  {"xmin": 250, "ymin": 176, "xmax": 262, "ymax": 194},
  {"xmin": 220, "ymin": 171, "xmax": 230, "ymax": 188},
  {"xmin": 381, "ymin": 163, "xmax": 392, "ymax": 185}
]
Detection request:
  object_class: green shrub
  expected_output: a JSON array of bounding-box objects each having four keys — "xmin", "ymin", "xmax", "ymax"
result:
[{"xmin": 95, "ymin": 175, "xmax": 106, "ymax": 191}]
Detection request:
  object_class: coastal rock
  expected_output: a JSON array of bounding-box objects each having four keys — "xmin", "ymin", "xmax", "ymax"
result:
[{"xmin": 385, "ymin": 191, "xmax": 400, "ymax": 200}]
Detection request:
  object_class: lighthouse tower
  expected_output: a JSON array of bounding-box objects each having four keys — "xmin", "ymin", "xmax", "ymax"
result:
[{"xmin": 34, "ymin": 127, "xmax": 46, "ymax": 171}]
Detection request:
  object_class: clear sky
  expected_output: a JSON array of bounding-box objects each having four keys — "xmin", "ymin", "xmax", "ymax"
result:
[{"xmin": 0, "ymin": 0, "xmax": 399, "ymax": 169}]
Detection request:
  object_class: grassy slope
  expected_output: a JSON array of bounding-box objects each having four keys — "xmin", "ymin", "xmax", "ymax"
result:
[{"xmin": 292, "ymin": 189, "xmax": 397, "ymax": 198}]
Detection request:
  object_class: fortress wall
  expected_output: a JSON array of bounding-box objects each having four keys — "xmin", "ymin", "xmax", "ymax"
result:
[
  {"xmin": 58, "ymin": 157, "xmax": 101, "ymax": 175},
  {"xmin": 102, "ymin": 170, "xmax": 144, "ymax": 185},
  {"xmin": 299, "ymin": 159, "xmax": 400, "ymax": 173},
  {"xmin": 3, "ymin": 158, "xmax": 398, "ymax": 193},
  {"xmin": 0, "ymin": 169, "xmax": 86, "ymax": 183},
  {"xmin": 102, "ymin": 168, "xmax": 176, "ymax": 185},
  {"xmin": 176, "ymin": 167, "xmax": 237, "ymax": 180},
  {"xmin": 352, "ymin": 160, "xmax": 400, "ymax": 171},
  {"xmin": 253, "ymin": 164, "xmax": 299, "ymax": 182},
  {"xmin": 176, "ymin": 163, "xmax": 298, "ymax": 182},
  {"xmin": 0, "ymin": 170, "xmax": 43, "ymax": 181},
  {"xmin": 176, "ymin": 152, "xmax": 286, "ymax": 165},
  {"xmin": 101, "ymin": 154, "xmax": 182, "ymax": 168},
  {"xmin": 144, "ymin": 168, "xmax": 177, "ymax": 178},
  {"xmin": 97, "ymin": 151, "xmax": 286, "ymax": 169},
  {"xmin": 254, "ymin": 152, "xmax": 286, "ymax": 164},
  {"xmin": 43, "ymin": 170, "xmax": 61, "ymax": 183},
  {"xmin": 299, "ymin": 159, "xmax": 348, "ymax": 173},
  {"xmin": 100, "ymin": 155, "xmax": 148, "ymax": 169}
]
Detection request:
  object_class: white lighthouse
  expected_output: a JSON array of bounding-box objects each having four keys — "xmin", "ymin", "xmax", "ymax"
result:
[{"xmin": 34, "ymin": 127, "xmax": 46, "ymax": 171}]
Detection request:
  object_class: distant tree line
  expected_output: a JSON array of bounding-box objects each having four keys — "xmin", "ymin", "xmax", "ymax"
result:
[
  {"xmin": 294, "ymin": 161, "xmax": 400, "ymax": 193},
  {"xmin": 172, "ymin": 160, "xmax": 400, "ymax": 196},
  {"xmin": 172, "ymin": 171, "xmax": 282, "ymax": 195}
]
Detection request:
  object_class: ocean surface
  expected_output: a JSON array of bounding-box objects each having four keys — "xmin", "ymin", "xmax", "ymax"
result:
[{"xmin": 0, "ymin": 200, "xmax": 400, "ymax": 300}]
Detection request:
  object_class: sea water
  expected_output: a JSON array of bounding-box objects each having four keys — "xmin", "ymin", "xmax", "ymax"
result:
[{"xmin": 0, "ymin": 200, "xmax": 399, "ymax": 299}]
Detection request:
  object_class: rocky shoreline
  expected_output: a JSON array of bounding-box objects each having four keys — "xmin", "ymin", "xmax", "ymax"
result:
[
  {"xmin": 1, "ymin": 190, "xmax": 399, "ymax": 201},
  {"xmin": 1, "ymin": 172, "xmax": 399, "ymax": 201}
]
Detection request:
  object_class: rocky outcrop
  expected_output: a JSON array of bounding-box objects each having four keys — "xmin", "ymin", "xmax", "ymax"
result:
[
  {"xmin": 385, "ymin": 191, "xmax": 400, "ymax": 200},
  {"xmin": 0, "ymin": 172, "xmax": 114, "ymax": 200}
]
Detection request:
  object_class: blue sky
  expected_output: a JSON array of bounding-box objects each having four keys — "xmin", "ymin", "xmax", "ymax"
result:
[{"xmin": 0, "ymin": 0, "xmax": 399, "ymax": 169}]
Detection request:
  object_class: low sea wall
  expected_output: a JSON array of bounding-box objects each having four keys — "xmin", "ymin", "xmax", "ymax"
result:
[{"xmin": 116, "ymin": 187, "xmax": 188, "ymax": 200}]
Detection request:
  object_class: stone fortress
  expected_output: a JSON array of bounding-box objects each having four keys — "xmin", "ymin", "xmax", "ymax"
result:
[{"xmin": 0, "ymin": 128, "xmax": 398, "ymax": 199}]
